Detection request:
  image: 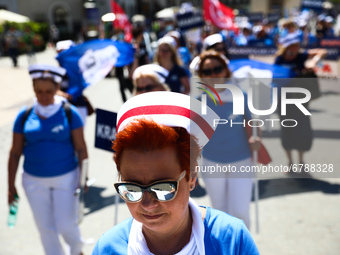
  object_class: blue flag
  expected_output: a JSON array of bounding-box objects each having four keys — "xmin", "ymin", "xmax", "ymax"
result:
[
  {"xmin": 229, "ymin": 59, "xmax": 292, "ymax": 89},
  {"xmin": 56, "ymin": 39, "xmax": 135, "ymax": 99},
  {"xmin": 229, "ymin": 59, "xmax": 291, "ymax": 79}
]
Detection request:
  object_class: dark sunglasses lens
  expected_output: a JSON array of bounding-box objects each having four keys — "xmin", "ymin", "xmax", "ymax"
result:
[
  {"xmin": 213, "ymin": 66, "xmax": 223, "ymax": 74},
  {"xmin": 136, "ymin": 84, "xmax": 156, "ymax": 92},
  {"xmin": 202, "ymin": 69, "xmax": 212, "ymax": 76},
  {"xmin": 150, "ymin": 183, "xmax": 177, "ymax": 201},
  {"xmin": 145, "ymin": 85, "xmax": 156, "ymax": 92},
  {"xmin": 117, "ymin": 184, "xmax": 143, "ymax": 202}
]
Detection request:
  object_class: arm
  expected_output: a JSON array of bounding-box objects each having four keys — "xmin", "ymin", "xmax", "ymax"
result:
[
  {"xmin": 304, "ymin": 48, "xmax": 328, "ymax": 70},
  {"xmin": 71, "ymin": 127, "xmax": 88, "ymax": 183},
  {"xmin": 8, "ymin": 132, "xmax": 24, "ymax": 205}
]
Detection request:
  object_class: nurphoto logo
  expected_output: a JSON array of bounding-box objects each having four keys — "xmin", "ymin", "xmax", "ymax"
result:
[{"xmin": 198, "ymin": 82, "xmax": 312, "ymax": 128}]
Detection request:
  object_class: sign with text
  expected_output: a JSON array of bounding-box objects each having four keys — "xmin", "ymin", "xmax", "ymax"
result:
[
  {"xmin": 176, "ymin": 11, "xmax": 204, "ymax": 32},
  {"xmin": 247, "ymin": 12, "xmax": 264, "ymax": 23},
  {"xmin": 95, "ymin": 108, "xmax": 117, "ymax": 152},
  {"xmin": 301, "ymin": 0, "xmax": 324, "ymax": 12}
]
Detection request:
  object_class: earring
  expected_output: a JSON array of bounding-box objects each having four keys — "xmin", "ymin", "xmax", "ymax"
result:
[{"xmin": 190, "ymin": 185, "xmax": 194, "ymax": 190}]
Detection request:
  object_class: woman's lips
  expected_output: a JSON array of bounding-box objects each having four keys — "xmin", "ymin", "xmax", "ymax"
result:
[{"xmin": 143, "ymin": 214, "xmax": 163, "ymax": 220}]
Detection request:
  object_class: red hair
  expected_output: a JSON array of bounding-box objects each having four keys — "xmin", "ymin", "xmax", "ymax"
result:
[{"xmin": 113, "ymin": 118, "xmax": 201, "ymax": 179}]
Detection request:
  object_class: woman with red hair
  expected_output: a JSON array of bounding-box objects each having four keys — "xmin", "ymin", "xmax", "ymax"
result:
[{"xmin": 92, "ymin": 92, "xmax": 259, "ymax": 255}]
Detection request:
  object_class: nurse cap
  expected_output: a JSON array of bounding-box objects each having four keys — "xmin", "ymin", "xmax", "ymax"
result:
[
  {"xmin": 203, "ymin": 33, "xmax": 224, "ymax": 50},
  {"xmin": 132, "ymin": 64, "xmax": 169, "ymax": 84},
  {"xmin": 157, "ymin": 36, "xmax": 177, "ymax": 48},
  {"xmin": 116, "ymin": 91, "xmax": 219, "ymax": 148},
  {"xmin": 29, "ymin": 64, "xmax": 66, "ymax": 83}
]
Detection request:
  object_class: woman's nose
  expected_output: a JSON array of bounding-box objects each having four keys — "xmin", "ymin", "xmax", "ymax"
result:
[{"xmin": 140, "ymin": 191, "xmax": 159, "ymax": 209}]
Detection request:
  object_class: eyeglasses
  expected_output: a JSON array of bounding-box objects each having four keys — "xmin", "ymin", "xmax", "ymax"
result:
[
  {"xmin": 201, "ymin": 65, "xmax": 224, "ymax": 76},
  {"xmin": 114, "ymin": 170, "xmax": 186, "ymax": 203},
  {"xmin": 136, "ymin": 84, "xmax": 157, "ymax": 93}
]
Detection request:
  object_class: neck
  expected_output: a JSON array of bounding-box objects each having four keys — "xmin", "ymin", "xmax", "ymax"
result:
[
  {"xmin": 160, "ymin": 60, "xmax": 173, "ymax": 71},
  {"xmin": 143, "ymin": 207, "xmax": 192, "ymax": 255}
]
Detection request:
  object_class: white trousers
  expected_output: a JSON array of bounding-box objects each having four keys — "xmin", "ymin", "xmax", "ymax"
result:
[
  {"xmin": 22, "ymin": 169, "xmax": 83, "ymax": 255},
  {"xmin": 200, "ymin": 157, "xmax": 253, "ymax": 228}
]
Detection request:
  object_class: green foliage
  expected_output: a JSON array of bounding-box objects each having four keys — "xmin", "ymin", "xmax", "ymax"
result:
[{"xmin": 2, "ymin": 21, "xmax": 48, "ymax": 55}]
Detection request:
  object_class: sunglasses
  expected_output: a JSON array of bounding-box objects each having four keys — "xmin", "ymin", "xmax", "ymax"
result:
[
  {"xmin": 285, "ymin": 50, "xmax": 298, "ymax": 57},
  {"xmin": 159, "ymin": 48, "xmax": 171, "ymax": 53},
  {"xmin": 136, "ymin": 84, "xmax": 157, "ymax": 93},
  {"xmin": 201, "ymin": 66, "xmax": 224, "ymax": 76},
  {"xmin": 114, "ymin": 170, "xmax": 186, "ymax": 203}
]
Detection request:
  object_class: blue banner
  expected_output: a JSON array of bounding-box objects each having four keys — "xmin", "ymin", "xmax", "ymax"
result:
[
  {"xmin": 56, "ymin": 39, "xmax": 135, "ymax": 99},
  {"xmin": 95, "ymin": 108, "xmax": 117, "ymax": 152},
  {"xmin": 229, "ymin": 46, "xmax": 278, "ymax": 59},
  {"xmin": 267, "ymin": 12, "xmax": 281, "ymax": 24},
  {"xmin": 247, "ymin": 12, "xmax": 264, "ymax": 23},
  {"xmin": 176, "ymin": 11, "xmax": 204, "ymax": 32},
  {"xmin": 301, "ymin": 0, "xmax": 324, "ymax": 12},
  {"xmin": 229, "ymin": 59, "xmax": 292, "ymax": 79}
]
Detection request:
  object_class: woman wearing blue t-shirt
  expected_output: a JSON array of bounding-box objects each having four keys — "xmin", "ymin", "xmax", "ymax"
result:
[
  {"xmin": 197, "ymin": 51, "xmax": 261, "ymax": 228},
  {"xmin": 7, "ymin": 64, "xmax": 88, "ymax": 255}
]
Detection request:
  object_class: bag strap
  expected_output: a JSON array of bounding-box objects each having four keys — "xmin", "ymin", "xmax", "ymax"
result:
[
  {"xmin": 62, "ymin": 101, "xmax": 72, "ymax": 124},
  {"xmin": 22, "ymin": 106, "xmax": 33, "ymax": 128}
]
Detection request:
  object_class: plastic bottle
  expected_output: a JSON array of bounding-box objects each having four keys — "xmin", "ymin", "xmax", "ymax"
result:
[{"xmin": 7, "ymin": 194, "xmax": 19, "ymax": 229}]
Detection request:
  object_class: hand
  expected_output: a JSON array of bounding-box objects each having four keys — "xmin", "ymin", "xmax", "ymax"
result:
[
  {"xmin": 8, "ymin": 187, "xmax": 18, "ymax": 205},
  {"xmin": 248, "ymin": 136, "xmax": 261, "ymax": 151},
  {"xmin": 56, "ymin": 90, "xmax": 73, "ymax": 101}
]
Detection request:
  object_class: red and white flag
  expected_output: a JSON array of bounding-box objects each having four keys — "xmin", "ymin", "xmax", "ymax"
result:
[
  {"xmin": 110, "ymin": 0, "xmax": 132, "ymax": 42},
  {"xmin": 203, "ymin": 0, "xmax": 236, "ymax": 30}
]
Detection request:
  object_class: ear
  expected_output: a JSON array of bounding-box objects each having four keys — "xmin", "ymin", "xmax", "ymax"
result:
[
  {"xmin": 188, "ymin": 171, "xmax": 197, "ymax": 191},
  {"xmin": 55, "ymin": 83, "xmax": 61, "ymax": 90}
]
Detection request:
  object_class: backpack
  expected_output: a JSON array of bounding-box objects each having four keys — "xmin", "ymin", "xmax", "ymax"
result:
[{"xmin": 22, "ymin": 101, "xmax": 72, "ymax": 128}]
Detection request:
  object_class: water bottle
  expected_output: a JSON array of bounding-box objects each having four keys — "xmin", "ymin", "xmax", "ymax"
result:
[{"xmin": 7, "ymin": 194, "xmax": 19, "ymax": 229}]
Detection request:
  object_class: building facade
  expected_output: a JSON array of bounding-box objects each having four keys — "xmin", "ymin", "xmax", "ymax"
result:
[{"xmin": 0, "ymin": 0, "xmax": 304, "ymax": 39}]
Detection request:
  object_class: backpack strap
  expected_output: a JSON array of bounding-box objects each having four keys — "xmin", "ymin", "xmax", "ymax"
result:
[
  {"xmin": 62, "ymin": 101, "xmax": 72, "ymax": 125},
  {"xmin": 22, "ymin": 106, "xmax": 33, "ymax": 129}
]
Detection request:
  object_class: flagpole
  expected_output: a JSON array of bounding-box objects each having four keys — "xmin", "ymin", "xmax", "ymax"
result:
[{"xmin": 250, "ymin": 76, "xmax": 260, "ymax": 234}]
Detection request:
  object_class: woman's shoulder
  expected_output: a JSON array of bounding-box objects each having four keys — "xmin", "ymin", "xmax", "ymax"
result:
[
  {"xmin": 204, "ymin": 206, "xmax": 246, "ymax": 230},
  {"xmin": 14, "ymin": 106, "xmax": 31, "ymax": 129},
  {"xmin": 203, "ymin": 207, "xmax": 260, "ymax": 254},
  {"xmin": 92, "ymin": 217, "xmax": 133, "ymax": 255}
]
